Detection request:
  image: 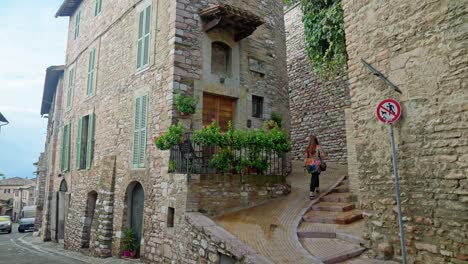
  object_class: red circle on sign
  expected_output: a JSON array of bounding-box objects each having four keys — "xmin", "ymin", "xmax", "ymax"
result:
[{"xmin": 376, "ymin": 99, "xmax": 401, "ymax": 124}]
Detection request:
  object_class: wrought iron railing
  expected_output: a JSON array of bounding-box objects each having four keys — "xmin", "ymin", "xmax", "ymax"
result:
[{"xmin": 169, "ymin": 133, "xmax": 284, "ymax": 176}]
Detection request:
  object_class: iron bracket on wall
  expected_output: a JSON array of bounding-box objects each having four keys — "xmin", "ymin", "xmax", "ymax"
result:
[{"xmin": 361, "ymin": 59, "xmax": 402, "ymax": 94}]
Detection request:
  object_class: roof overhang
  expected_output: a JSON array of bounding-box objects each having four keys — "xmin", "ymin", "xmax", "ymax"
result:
[
  {"xmin": 0, "ymin": 112, "xmax": 8, "ymax": 124},
  {"xmin": 199, "ymin": 4, "xmax": 265, "ymax": 42},
  {"xmin": 41, "ymin": 66, "xmax": 65, "ymax": 116},
  {"xmin": 55, "ymin": 0, "xmax": 82, "ymax": 17}
]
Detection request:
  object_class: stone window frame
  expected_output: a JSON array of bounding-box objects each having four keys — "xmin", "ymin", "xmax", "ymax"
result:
[{"xmin": 211, "ymin": 41, "xmax": 232, "ymax": 77}]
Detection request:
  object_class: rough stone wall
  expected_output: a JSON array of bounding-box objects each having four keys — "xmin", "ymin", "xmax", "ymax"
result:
[
  {"xmin": 34, "ymin": 152, "xmax": 46, "ymax": 232},
  {"xmin": 47, "ymin": 0, "xmax": 289, "ymax": 262},
  {"xmin": 56, "ymin": 0, "xmax": 176, "ymax": 257},
  {"xmin": 188, "ymin": 174, "xmax": 290, "ymax": 217},
  {"xmin": 343, "ymin": 0, "xmax": 468, "ymax": 263},
  {"xmin": 284, "ymin": 4, "xmax": 350, "ymax": 163}
]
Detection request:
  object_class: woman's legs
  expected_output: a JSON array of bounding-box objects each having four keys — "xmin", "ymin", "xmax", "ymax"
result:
[{"xmin": 310, "ymin": 172, "xmax": 320, "ymax": 193}]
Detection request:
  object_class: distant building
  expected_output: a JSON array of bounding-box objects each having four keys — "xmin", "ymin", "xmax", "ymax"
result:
[{"xmin": 0, "ymin": 177, "xmax": 36, "ymax": 221}]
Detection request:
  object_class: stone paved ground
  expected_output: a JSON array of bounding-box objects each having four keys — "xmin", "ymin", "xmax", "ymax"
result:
[
  {"xmin": 215, "ymin": 160, "xmax": 348, "ymax": 264},
  {"xmin": 22, "ymin": 233, "xmax": 132, "ymax": 264}
]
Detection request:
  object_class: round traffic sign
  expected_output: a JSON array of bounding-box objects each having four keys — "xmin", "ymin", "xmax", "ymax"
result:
[{"xmin": 376, "ymin": 99, "xmax": 401, "ymax": 124}]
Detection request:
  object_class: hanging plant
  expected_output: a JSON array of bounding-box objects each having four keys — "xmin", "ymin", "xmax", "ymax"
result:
[
  {"xmin": 300, "ymin": 0, "xmax": 347, "ymax": 80},
  {"xmin": 174, "ymin": 93, "xmax": 197, "ymax": 115}
]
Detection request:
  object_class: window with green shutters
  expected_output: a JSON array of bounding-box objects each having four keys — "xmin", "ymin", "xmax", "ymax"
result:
[
  {"xmin": 133, "ymin": 95, "xmax": 148, "ymax": 168},
  {"xmin": 66, "ymin": 67, "xmax": 74, "ymax": 111},
  {"xmin": 87, "ymin": 49, "xmax": 96, "ymax": 96},
  {"xmin": 74, "ymin": 10, "xmax": 81, "ymax": 40},
  {"xmin": 95, "ymin": 0, "xmax": 102, "ymax": 16},
  {"xmin": 136, "ymin": 5, "xmax": 152, "ymax": 71},
  {"xmin": 60, "ymin": 124, "xmax": 71, "ymax": 172},
  {"xmin": 76, "ymin": 114, "xmax": 95, "ymax": 170}
]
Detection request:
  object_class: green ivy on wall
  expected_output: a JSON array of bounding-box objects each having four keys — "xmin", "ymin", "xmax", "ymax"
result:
[{"xmin": 286, "ymin": 0, "xmax": 347, "ymax": 80}]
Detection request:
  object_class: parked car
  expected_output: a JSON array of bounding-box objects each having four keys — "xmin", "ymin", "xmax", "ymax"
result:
[
  {"xmin": 0, "ymin": 215, "xmax": 12, "ymax": 234},
  {"xmin": 18, "ymin": 205, "xmax": 36, "ymax": 233}
]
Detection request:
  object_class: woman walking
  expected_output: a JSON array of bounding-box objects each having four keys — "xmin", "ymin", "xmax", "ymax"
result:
[{"xmin": 304, "ymin": 135, "xmax": 326, "ymax": 199}]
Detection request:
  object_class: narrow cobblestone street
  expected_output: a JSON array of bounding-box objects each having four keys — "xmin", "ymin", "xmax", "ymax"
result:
[{"xmin": 0, "ymin": 224, "xmax": 129, "ymax": 264}]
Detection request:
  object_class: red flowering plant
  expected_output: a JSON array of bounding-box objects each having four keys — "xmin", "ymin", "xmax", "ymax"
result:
[{"xmin": 153, "ymin": 123, "xmax": 184, "ymax": 150}]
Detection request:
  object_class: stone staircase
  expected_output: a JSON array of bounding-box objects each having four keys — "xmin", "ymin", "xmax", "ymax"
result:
[{"xmin": 298, "ymin": 177, "xmax": 366, "ymax": 264}]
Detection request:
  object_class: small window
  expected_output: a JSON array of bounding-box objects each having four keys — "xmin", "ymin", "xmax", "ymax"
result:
[
  {"xmin": 87, "ymin": 49, "xmax": 96, "ymax": 96},
  {"xmin": 167, "ymin": 207, "xmax": 175, "ymax": 228},
  {"xmin": 133, "ymin": 95, "xmax": 148, "ymax": 168},
  {"xmin": 77, "ymin": 114, "xmax": 95, "ymax": 170},
  {"xmin": 95, "ymin": 0, "xmax": 102, "ymax": 16},
  {"xmin": 66, "ymin": 67, "xmax": 75, "ymax": 111},
  {"xmin": 252, "ymin": 96, "xmax": 263, "ymax": 118},
  {"xmin": 211, "ymin": 42, "xmax": 231, "ymax": 76}
]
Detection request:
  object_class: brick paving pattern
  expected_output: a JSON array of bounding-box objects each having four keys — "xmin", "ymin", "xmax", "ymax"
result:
[{"xmin": 215, "ymin": 161, "xmax": 348, "ymax": 264}]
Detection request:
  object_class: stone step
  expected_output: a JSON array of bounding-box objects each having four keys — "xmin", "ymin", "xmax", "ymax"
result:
[
  {"xmin": 303, "ymin": 210, "xmax": 363, "ymax": 224},
  {"xmin": 333, "ymin": 185, "xmax": 350, "ymax": 193},
  {"xmin": 311, "ymin": 202, "xmax": 355, "ymax": 212},
  {"xmin": 300, "ymin": 237, "xmax": 365, "ymax": 264},
  {"xmin": 321, "ymin": 192, "xmax": 352, "ymax": 203}
]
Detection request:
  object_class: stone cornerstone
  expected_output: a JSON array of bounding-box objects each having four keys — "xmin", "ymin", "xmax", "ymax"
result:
[{"xmin": 343, "ymin": 0, "xmax": 468, "ymax": 263}]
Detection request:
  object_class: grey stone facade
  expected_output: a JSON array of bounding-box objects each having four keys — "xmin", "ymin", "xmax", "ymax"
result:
[
  {"xmin": 343, "ymin": 0, "xmax": 468, "ymax": 262},
  {"xmin": 284, "ymin": 4, "xmax": 350, "ymax": 164},
  {"xmin": 38, "ymin": 0, "xmax": 289, "ymax": 263}
]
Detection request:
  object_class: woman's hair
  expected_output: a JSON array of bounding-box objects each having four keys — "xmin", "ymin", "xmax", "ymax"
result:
[{"xmin": 305, "ymin": 135, "xmax": 320, "ymax": 155}]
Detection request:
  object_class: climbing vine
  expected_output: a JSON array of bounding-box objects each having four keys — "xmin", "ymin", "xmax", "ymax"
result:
[{"xmin": 285, "ymin": 0, "xmax": 347, "ymax": 80}]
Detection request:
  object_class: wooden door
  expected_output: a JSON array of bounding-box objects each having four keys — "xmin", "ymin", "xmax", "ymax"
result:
[
  {"xmin": 203, "ymin": 93, "xmax": 236, "ymax": 131},
  {"xmin": 130, "ymin": 184, "xmax": 144, "ymax": 248}
]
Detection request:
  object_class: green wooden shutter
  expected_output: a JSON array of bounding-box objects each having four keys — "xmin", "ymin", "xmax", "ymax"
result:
[
  {"xmin": 133, "ymin": 97, "xmax": 141, "ymax": 167},
  {"xmin": 86, "ymin": 113, "xmax": 95, "ymax": 170},
  {"xmin": 63, "ymin": 124, "xmax": 71, "ymax": 172},
  {"xmin": 138, "ymin": 95, "xmax": 148, "ymax": 168},
  {"xmin": 95, "ymin": 0, "xmax": 102, "ymax": 16},
  {"xmin": 66, "ymin": 68, "xmax": 74, "ymax": 110},
  {"xmin": 74, "ymin": 10, "xmax": 81, "ymax": 40},
  {"xmin": 76, "ymin": 118, "xmax": 83, "ymax": 169},
  {"xmin": 60, "ymin": 126, "xmax": 66, "ymax": 171},
  {"xmin": 137, "ymin": 11, "xmax": 144, "ymax": 69},
  {"xmin": 143, "ymin": 6, "xmax": 151, "ymax": 67},
  {"xmin": 87, "ymin": 49, "xmax": 96, "ymax": 96}
]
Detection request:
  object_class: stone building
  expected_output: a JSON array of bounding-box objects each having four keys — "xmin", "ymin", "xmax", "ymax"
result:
[
  {"xmin": 342, "ymin": 0, "xmax": 468, "ymax": 263},
  {"xmin": 284, "ymin": 4, "xmax": 350, "ymax": 164},
  {"xmin": 38, "ymin": 0, "xmax": 289, "ymax": 263},
  {"xmin": 0, "ymin": 177, "xmax": 36, "ymax": 221}
]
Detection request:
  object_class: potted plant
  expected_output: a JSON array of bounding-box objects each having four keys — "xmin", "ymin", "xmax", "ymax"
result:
[
  {"xmin": 122, "ymin": 228, "xmax": 137, "ymax": 258},
  {"xmin": 153, "ymin": 124, "xmax": 185, "ymax": 150},
  {"xmin": 174, "ymin": 93, "xmax": 197, "ymax": 116}
]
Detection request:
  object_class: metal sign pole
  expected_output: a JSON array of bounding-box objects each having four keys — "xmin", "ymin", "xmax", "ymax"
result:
[{"xmin": 389, "ymin": 123, "xmax": 407, "ymax": 264}]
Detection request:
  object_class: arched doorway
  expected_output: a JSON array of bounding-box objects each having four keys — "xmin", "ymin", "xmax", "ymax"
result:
[
  {"xmin": 57, "ymin": 179, "xmax": 69, "ymax": 241},
  {"xmin": 81, "ymin": 191, "xmax": 98, "ymax": 248},
  {"xmin": 124, "ymin": 182, "xmax": 144, "ymax": 256}
]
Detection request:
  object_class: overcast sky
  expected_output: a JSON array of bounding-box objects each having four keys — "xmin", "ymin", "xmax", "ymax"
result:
[{"xmin": 0, "ymin": 1, "xmax": 68, "ymax": 178}]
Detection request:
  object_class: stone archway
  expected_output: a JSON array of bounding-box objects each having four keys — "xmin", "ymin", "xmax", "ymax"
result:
[
  {"xmin": 123, "ymin": 182, "xmax": 145, "ymax": 257},
  {"xmin": 80, "ymin": 191, "xmax": 98, "ymax": 248}
]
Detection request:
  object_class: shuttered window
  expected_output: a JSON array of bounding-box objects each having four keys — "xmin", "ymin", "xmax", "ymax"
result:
[
  {"xmin": 66, "ymin": 67, "xmax": 74, "ymax": 111},
  {"xmin": 74, "ymin": 10, "xmax": 81, "ymax": 40},
  {"xmin": 76, "ymin": 114, "xmax": 95, "ymax": 170},
  {"xmin": 60, "ymin": 123, "xmax": 71, "ymax": 172},
  {"xmin": 87, "ymin": 48, "xmax": 96, "ymax": 96},
  {"xmin": 136, "ymin": 5, "xmax": 152, "ymax": 71},
  {"xmin": 133, "ymin": 95, "xmax": 148, "ymax": 168},
  {"xmin": 95, "ymin": 0, "xmax": 102, "ymax": 16}
]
